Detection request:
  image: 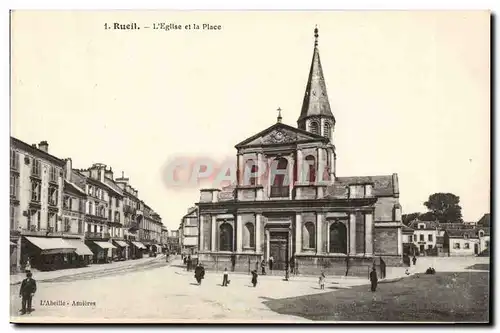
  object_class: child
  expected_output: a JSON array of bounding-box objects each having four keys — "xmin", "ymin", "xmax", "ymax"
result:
[
  {"xmin": 318, "ymin": 272, "xmax": 326, "ymax": 290},
  {"xmin": 251, "ymin": 270, "xmax": 258, "ymax": 287}
]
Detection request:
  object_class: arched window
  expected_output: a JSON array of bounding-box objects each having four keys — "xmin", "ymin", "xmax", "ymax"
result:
[
  {"xmin": 243, "ymin": 222, "xmax": 255, "ymax": 248},
  {"xmin": 245, "ymin": 159, "xmax": 258, "ymax": 186},
  {"xmin": 329, "ymin": 222, "xmax": 347, "ymax": 254},
  {"xmin": 219, "ymin": 223, "xmax": 233, "ymax": 252},
  {"xmin": 324, "ymin": 122, "xmax": 331, "ymax": 139},
  {"xmin": 305, "ymin": 155, "xmax": 316, "ymax": 183},
  {"xmin": 271, "ymin": 158, "xmax": 289, "ymax": 197},
  {"xmin": 479, "ymin": 231, "xmax": 484, "ymax": 237},
  {"xmin": 303, "ymin": 222, "xmax": 316, "ymax": 249},
  {"xmin": 310, "ymin": 121, "xmax": 319, "ymax": 135}
]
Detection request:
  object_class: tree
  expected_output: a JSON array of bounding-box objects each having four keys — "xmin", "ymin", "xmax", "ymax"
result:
[
  {"xmin": 419, "ymin": 211, "xmax": 436, "ymax": 221},
  {"xmin": 402, "ymin": 213, "xmax": 421, "ymax": 225},
  {"xmin": 423, "ymin": 193, "xmax": 463, "ymax": 223}
]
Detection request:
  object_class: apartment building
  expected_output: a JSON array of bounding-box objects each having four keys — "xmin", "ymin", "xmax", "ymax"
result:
[
  {"xmin": 179, "ymin": 207, "xmax": 198, "ymax": 255},
  {"xmin": 10, "ymin": 138, "xmax": 89, "ymax": 272},
  {"xmin": 115, "ymin": 173, "xmax": 147, "ymax": 259}
]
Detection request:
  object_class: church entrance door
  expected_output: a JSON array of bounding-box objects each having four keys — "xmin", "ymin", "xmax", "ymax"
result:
[{"xmin": 269, "ymin": 232, "xmax": 288, "ymax": 271}]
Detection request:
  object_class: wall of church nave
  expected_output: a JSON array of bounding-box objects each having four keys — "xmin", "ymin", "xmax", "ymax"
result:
[
  {"xmin": 373, "ymin": 227, "xmax": 398, "ymax": 255},
  {"xmin": 295, "ymin": 256, "xmax": 377, "ymax": 277},
  {"xmin": 198, "ymin": 252, "xmax": 264, "ymax": 273},
  {"xmin": 374, "ymin": 197, "xmax": 400, "ymax": 221}
]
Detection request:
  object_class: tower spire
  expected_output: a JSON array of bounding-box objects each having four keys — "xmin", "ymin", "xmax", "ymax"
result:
[
  {"xmin": 297, "ymin": 25, "xmax": 335, "ymax": 128},
  {"xmin": 277, "ymin": 107, "xmax": 282, "ymax": 123}
]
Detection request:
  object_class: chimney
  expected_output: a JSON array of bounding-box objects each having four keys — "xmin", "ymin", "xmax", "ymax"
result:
[
  {"xmin": 39, "ymin": 141, "xmax": 48, "ymax": 153},
  {"xmin": 64, "ymin": 158, "xmax": 72, "ymax": 181},
  {"xmin": 392, "ymin": 173, "xmax": 399, "ymax": 198},
  {"xmin": 105, "ymin": 167, "xmax": 114, "ymax": 180}
]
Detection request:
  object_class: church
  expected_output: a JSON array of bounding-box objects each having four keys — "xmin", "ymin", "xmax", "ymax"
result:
[{"xmin": 196, "ymin": 27, "xmax": 403, "ymax": 276}]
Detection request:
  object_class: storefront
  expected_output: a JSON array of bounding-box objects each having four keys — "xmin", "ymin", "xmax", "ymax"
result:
[
  {"xmin": 130, "ymin": 241, "xmax": 146, "ymax": 259},
  {"xmin": 63, "ymin": 238, "xmax": 93, "ymax": 267},
  {"xmin": 112, "ymin": 240, "xmax": 129, "ymax": 260},
  {"xmin": 23, "ymin": 236, "xmax": 77, "ymax": 271},
  {"xmin": 87, "ymin": 241, "xmax": 117, "ymax": 263}
]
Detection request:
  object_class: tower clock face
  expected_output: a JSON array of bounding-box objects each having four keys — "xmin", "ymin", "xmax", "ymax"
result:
[{"xmin": 275, "ymin": 131, "xmax": 284, "ymax": 141}]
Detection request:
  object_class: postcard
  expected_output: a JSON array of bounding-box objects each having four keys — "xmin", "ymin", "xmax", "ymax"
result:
[{"xmin": 9, "ymin": 10, "xmax": 490, "ymax": 323}]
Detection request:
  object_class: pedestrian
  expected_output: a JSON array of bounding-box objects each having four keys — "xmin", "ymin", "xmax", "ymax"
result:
[
  {"xmin": 194, "ymin": 263, "xmax": 205, "ymax": 285},
  {"xmin": 25, "ymin": 258, "xmax": 31, "ymax": 273},
  {"xmin": 231, "ymin": 254, "xmax": 236, "ymax": 272},
  {"xmin": 318, "ymin": 272, "xmax": 326, "ymax": 290},
  {"xmin": 290, "ymin": 255, "xmax": 295, "ymax": 275},
  {"xmin": 222, "ymin": 268, "xmax": 229, "ymax": 287},
  {"xmin": 285, "ymin": 265, "xmax": 290, "ymax": 281},
  {"xmin": 412, "ymin": 256, "xmax": 417, "ymax": 266},
  {"xmin": 187, "ymin": 255, "xmax": 192, "ymax": 271},
  {"xmin": 19, "ymin": 271, "xmax": 36, "ymax": 315},
  {"xmin": 370, "ymin": 267, "xmax": 378, "ymax": 292},
  {"xmin": 269, "ymin": 256, "xmax": 274, "ymax": 272},
  {"xmin": 261, "ymin": 259, "xmax": 266, "ymax": 275},
  {"xmin": 251, "ymin": 270, "xmax": 258, "ymax": 287}
]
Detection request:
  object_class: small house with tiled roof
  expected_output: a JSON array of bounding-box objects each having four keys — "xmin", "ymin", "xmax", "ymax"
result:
[{"xmin": 196, "ymin": 28, "xmax": 404, "ymax": 276}]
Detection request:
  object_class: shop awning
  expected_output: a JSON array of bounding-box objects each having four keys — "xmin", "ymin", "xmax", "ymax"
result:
[
  {"xmin": 63, "ymin": 239, "xmax": 93, "ymax": 256},
  {"xmin": 93, "ymin": 241, "xmax": 117, "ymax": 250},
  {"xmin": 25, "ymin": 237, "xmax": 76, "ymax": 255},
  {"xmin": 131, "ymin": 241, "xmax": 147, "ymax": 249},
  {"xmin": 114, "ymin": 240, "xmax": 129, "ymax": 248}
]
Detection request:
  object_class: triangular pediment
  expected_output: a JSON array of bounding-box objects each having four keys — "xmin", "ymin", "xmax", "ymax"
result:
[{"xmin": 235, "ymin": 123, "xmax": 327, "ymax": 148}]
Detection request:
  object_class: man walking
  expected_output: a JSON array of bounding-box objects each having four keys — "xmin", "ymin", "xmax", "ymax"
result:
[
  {"xmin": 370, "ymin": 267, "xmax": 378, "ymax": 292},
  {"xmin": 19, "ymin": 272, "xmax": 37, "ymax": 315},
  {"xmin": 269, "ymin": 256, "xmax": 274, "ymax": 272},
  {"xmin": 222, "ymin": 268, "xmax": 229, "ymax": 287}
]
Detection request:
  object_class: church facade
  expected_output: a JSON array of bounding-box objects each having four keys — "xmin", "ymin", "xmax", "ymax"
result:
[{"xmin": 196, "ymin": 28, "xmax": 403, "ymax": 276}]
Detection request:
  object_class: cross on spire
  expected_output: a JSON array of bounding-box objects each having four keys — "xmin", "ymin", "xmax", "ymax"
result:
[
  {"xmin": 314, "ymin": 25, "xmax": 319, "ymax": 47},
  {"xmin": 277, "ymin": 107, "xmax": 282, "ymax": 123}
]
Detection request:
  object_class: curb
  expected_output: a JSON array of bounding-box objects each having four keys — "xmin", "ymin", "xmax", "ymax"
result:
[{"xmin": 10, "ymin": 257, "xmax": 164, "ymax": 286}]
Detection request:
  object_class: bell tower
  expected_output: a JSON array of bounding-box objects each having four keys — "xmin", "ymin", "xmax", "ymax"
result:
[{"xmin": 297, "ymin": 26, "xmax": 336, "ymax": 142}]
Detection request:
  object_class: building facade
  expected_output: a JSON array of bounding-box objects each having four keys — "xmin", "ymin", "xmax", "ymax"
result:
[
  {"xmin": 78, "ymin": 164, "xmax": 118, "ymax": 263},
  {"xmin": 409, "ymin": 220, "xmax": 441, "ymax": 254},
  {"xmin": 10, "ymin": 138, "xmax": 91, "ymax": 272},
  {"xmin": 115, "ymin": 174, "xmax": 148, "ymax": 258},
  {"xmin": 140, "ymin": 203, "xmax": 164, "ymax": 254},
  {"xmin": 180, "ymin": 207, "xmax": 199, "ymax": 255},
  {"xmin": 167, "ymin": 230, "xmax": 181, "ymax": 254},
  {"xmin": 196, "ymin": 28, "xmax": 404, "ymax": 276}
]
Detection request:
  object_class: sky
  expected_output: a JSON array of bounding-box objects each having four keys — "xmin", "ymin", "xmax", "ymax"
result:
[{"xmin": 10, "ymin": 11, "xmax": 490, "ymax": 230}]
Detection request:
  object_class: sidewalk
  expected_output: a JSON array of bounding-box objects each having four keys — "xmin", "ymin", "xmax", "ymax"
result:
[
  {"xmin": 10, "ymin": 255, "xmax": 164, "ymax": 285},
  {"xmin": 172, "ymin": 261, "xmax": 371, "ymax": 286}
]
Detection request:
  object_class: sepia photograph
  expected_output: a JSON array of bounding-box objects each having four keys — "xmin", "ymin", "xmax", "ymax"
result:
[{"xmin": 8, "ymin": 10, "xmax": 490, "ymax": 323}]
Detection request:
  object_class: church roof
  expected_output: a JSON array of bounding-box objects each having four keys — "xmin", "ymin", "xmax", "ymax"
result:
[
  {"xmin": 324, "ymin": 175, "xmax": 397, "ymax": 199},
  {"xmin": 297, "ymin": 27, "xmax": 335, "ymax": 123},
  {"xmin": 235, "ymin": 122, "xmax": 328, "ymax": 148}
]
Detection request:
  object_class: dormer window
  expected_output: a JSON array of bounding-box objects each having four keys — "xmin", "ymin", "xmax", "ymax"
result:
[
  {"xmin": 479, "ymin": 230, "xmax": 485, "ymax": 237},
  {"xmin": 418, "ymin": 224, "xmax": 425, "ymax": 230},
  {"xmin": 365, "ymin": 184, "xmax": 373, "ymax": 197},
  {"xmin": 464, "ymin": 234, "xmax": 469, "ymax": 239}
]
